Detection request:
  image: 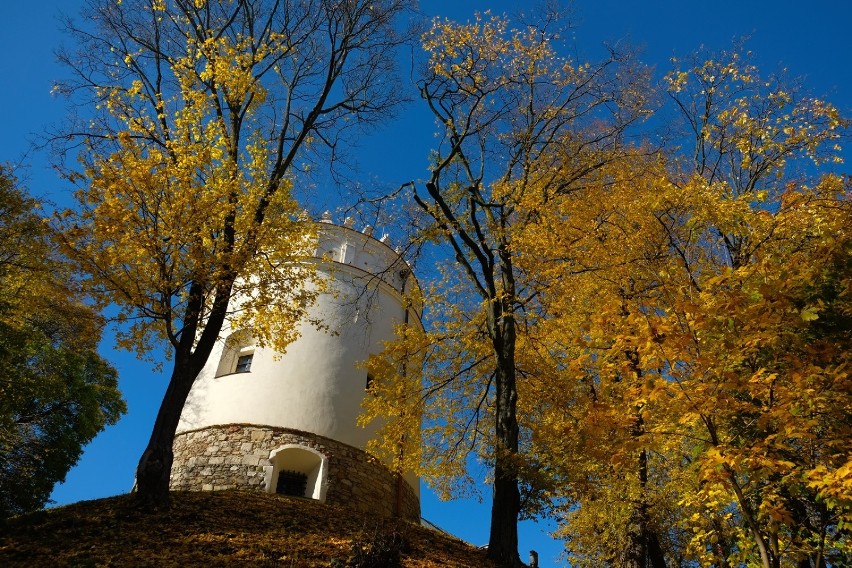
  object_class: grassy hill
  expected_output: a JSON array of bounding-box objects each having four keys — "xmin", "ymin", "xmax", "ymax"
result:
[{"xmin": 0, "ymin": 490, "xmax": 498, "ymax": 567}]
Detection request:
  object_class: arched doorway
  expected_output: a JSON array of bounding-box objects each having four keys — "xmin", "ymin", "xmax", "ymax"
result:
[{"xmin": 264, "ymin": 444, "xmax": 327, "ymax": 501}]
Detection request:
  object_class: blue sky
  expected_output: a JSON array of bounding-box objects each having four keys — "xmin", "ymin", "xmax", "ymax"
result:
[{"xmin": 2, "ymin": 1, "xmax": 850, "ymax": 565}]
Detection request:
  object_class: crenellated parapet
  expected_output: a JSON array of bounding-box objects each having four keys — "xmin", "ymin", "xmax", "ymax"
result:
[{"xmin": 312, "ymin": 212, "xmax": 421, "ymax": 315}]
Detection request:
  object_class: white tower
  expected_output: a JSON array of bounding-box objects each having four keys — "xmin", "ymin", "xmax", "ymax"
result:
[{"xmin": 170, "ymin": 214, "xmax": 421, "ymax": 520}]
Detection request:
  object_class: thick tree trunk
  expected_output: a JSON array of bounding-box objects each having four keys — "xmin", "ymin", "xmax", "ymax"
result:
[
  {"xmin": 647, "ymin": 530, "xmax": 667, "ymax": 568},
  {"xmin": 134, "ymin": 355, "xmax": 198, "ymax": 510},
  {"xmin": 133, "ymin": 278, "xmax": 233, "ymax": 510},
  {"xmin": 486, "ymin": 301, "xmax": 523, "ymax": 568},
  {"xmin": 623, "ymin": 345, "xmax": 666, "ymax": 568},
  {"xmin": 489, "ymin": 459, "xmax": 522, "ymax": 567},
  {"xmin": 624, "ymin": 446, "xmax": 649, "ymax": 568},
  {"xmin": 487, "ymin": 365, "xmax": 522, "ymax": 567}
]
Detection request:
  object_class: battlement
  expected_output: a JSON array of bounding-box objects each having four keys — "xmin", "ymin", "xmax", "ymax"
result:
[{"xmin": 312, "ymin": 212, "xmax": 421, "ymax": 315}]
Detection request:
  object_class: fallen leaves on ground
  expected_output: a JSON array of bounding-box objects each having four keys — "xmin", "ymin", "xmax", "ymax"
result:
[{"xmin": 0, "ymin": 490, "xmax": 496, "ymax": 567}]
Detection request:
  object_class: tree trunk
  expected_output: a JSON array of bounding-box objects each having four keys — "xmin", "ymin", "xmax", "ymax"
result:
[
  {"xmin": 647, "ymin": 529, "xmax": 667, "ymax": 568},
  {"xmin": 489, "ymin": 469, "xmax": 522, "ymax": 567},
  {"xmin": 624, "ymin": 459, "xmax": 667, "ymax": 568},
  {"xmin": 486, "ymin": 300, "xmax": 523, "ymax": 568},
  {"xmin": 623, "ymin": 347, "xmax": 666, "ymax": 568},
  {"xmin": 487, "ymin": 362, "xmax": 522, "ymax": 567},
  {"xmin": 624, "ymin": 446, "xmax": 649, "ymax": 568},
  {"xmin": 133, "ymin": 278, "xmax": 232, "ymax": 510},
  {"xmin": 134, "ymin": 354, "xmax": 198, "ymax": 510},
  {"xmin": 624, "ymin": 517, "xmax": 646, "ymax": 566}
]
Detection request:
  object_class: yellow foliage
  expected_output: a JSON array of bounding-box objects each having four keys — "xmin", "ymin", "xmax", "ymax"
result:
[
  {"xmin": 513, "ymin": 55, "xmax": 852, "ymax": 563},
  {"xmin": 365, "ymin": 20, "xmax": 851, "ymax": 567},
  {"xmin": 56, "ymin": 3, "xmax": 329, "ymax": 361}
]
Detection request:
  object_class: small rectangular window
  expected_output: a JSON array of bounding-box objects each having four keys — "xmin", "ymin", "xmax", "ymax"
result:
[{"xmin": 235, "ymin": 354, "xmax": 253, "ymax": 373}]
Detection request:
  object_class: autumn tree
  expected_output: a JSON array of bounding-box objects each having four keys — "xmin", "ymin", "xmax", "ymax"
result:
[
  {"xmin": 53, "ymin": 0, "xmax": 415, "ymax": 509},
  {"xmin": 362, "ymin": 11, "xmax": 649, "ymax": 566},
  {"xmin": 655, "ymin": 49, "xmax": 851, "ymax": 568},
  {"xmin": 513, "ymin": 147, "xmax": 680, "ymax": 568},
  {"xmin": 0, "ymin": 167, "xmax": 125, "ymax": 517},
  {"xmin": 518, "ymin": 49, "xmax": 850, "ymax": 567}
]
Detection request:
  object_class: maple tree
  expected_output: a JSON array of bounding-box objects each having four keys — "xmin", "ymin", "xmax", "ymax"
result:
[
  {"xmin": 0, "ymin": 167, "xmax": 125, "ymax": 517},
  {"xmin": 362, "ymin": 11, "xmax": 649, "ymax": 566},
  {"xmin": 54, "ymin": 0, "xmax": 414, "ymax": 509}
]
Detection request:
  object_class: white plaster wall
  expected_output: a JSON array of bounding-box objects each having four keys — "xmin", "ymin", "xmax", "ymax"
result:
[{"xmin": 177, "ymin": 222, "xmax": 421, "ymax": 495}]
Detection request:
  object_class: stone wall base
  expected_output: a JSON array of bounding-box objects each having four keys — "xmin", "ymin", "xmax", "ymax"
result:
[{"xmin": 170, "ymin": 424, "xmax": 419, "ymax": 522}]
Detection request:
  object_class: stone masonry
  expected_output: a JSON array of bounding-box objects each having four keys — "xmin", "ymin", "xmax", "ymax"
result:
[{"xmin": 170, "ymin": 424, "xmax": 420, "ymax": 522}]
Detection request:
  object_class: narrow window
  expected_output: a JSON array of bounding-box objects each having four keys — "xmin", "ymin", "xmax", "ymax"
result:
[
  {"xmin": 235, "ymin": 353, "xmax": 253, "ymax": 373},
  {"xmin": 340, "ymin": 242, "xmax": 355, "ymax": 264},
  {"xmin": 215, "ymin": 330, "xmax": 256, "ymax": 377},
  {"xmin": 366, "ymin": 373, "xmax": 374, "ymax": 390}
]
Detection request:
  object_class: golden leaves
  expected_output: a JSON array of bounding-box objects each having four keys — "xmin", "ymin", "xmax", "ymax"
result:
[
  {"xmin": 507, "ymin": 102, "xmax": 851, "ymax": 562},
  {"xmin": 666, "ymin": 47, "xmax": 848, "ymax": 197},
  {"xmin": 370, "ymin": 20, "xmax": 851, "ymax": 565},
  {"xmin": 56, "ymin": 20, "xmax": 315, "ymax": 358}
]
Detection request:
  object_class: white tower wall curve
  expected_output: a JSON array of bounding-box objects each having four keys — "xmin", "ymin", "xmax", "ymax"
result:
[
  {"xmin": 178, "ymin": 220, "xmax": 421, "ymax": 451},
  {"xmin": 172, "ymin": 218, "xmax": 422, "ymax": 516}
]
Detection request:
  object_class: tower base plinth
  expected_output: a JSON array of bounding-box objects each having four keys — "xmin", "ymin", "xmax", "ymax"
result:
[{"xmin": 170, "ymin": 424, "xmax": 420, "ymax": 522}]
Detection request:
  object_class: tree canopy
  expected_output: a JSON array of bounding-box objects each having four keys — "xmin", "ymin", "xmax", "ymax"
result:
[
  {"xmin": 362, "ymin": 10, "xmax": 650, "ymax": 567},
  {"xmin": 516, "ymin": 50, "xmax": 851, "ymax": 567},
  {"xmin": 0, "ymin": 167, "xmax": 125, "ymax": 518},
  {"xmin": 363, "ymin": 20, "xmax": 851, "ymax": 568}
]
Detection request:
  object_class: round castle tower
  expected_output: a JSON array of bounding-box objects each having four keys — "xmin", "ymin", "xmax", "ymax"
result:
[{"xmin": 170, "ymin": 213, "xmax": 421, "ymax": 520}]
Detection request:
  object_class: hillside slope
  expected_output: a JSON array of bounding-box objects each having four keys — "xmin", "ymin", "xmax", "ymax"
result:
[{"xmin": 0, "ymin": 490, "xmax": 497, "ymax": 567}]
